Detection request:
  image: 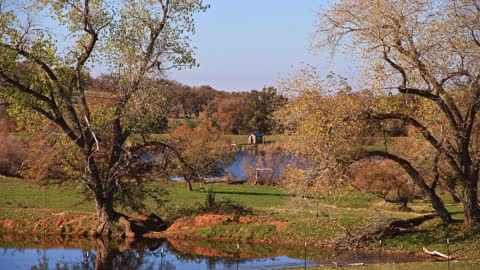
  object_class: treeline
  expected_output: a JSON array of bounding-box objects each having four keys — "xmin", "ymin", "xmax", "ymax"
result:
[{"xmin": 88, "ymin": 75, "xmax": 287, "ymax": 135}]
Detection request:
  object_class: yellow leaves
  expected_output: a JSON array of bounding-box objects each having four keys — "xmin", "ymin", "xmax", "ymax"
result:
[{"xmin": 276, "ymin": 69, "xmax": 373, "ymax": 197}]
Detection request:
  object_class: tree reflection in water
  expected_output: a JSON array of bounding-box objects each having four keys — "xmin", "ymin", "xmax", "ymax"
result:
[
  {"xmin": 25, "ymin": 237, "xmax": 264, "ymax": 270},
  {"xmin": 28, "ymin": 237, "xmax": 165, "ymax": 270},
  {"xmin": 1, "ymin": 235, "xmax": 426, "ymax": 269},
  {"xmin": 94, "ymin": 237, "xmax": 166, "ymax": 270}
]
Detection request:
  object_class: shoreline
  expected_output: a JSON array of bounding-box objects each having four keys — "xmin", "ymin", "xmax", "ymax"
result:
[{"xmin": 0, "ymin": 209, "xmax": 434, "ymax": 261}]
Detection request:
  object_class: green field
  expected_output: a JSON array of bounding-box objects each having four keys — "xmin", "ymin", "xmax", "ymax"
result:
[
  {"xmin": 295, "ymin": 261, "xmax": 480, "ymax": 270},
  {"xmin": 0, "ymin": 177, "xmax": 287, "ymax": 214}
]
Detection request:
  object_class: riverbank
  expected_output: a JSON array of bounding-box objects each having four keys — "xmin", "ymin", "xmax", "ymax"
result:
[
  {"xmin": 2, "ymin": 206, "xmax": 480, "ymax": 262},
  {"xmin": 1, "ymin": 176, "xmax": 480, "ymax": 264}
]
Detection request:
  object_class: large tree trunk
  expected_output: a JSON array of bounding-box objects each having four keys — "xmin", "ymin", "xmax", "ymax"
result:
[
  {"xmin": 463, "ymin": 174, "xmax": 480, "ymax": 226},
  {"xmin": 95, "ymin": 194, "xmax": 117, "ymax": 236}
]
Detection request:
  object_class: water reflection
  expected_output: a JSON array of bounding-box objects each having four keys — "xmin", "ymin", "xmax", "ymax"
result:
[
  {"xmin": 227, "ymin": 151, "xmax": 303, "ymax": 181},
  {"xmin": 0, "ymin": 236, "xmax": 318, "ymax": 269},
  {"xmin": 0, "ymin": 235, "xmax": 424, "ymax": 269}
]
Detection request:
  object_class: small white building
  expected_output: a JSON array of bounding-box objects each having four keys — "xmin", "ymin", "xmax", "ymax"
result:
[{"xmin": 248, "ymin": 131, "xmax": 263, "ymax": 144}]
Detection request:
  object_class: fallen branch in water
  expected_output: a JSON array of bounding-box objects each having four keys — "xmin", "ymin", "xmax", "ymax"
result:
[{"xmin": 422, "ymin": 247, "xmax": 454, "ymax": 260}]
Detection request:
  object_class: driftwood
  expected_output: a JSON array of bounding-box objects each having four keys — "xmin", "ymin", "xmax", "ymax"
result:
[
  {"xmin": 333, "ymin": 262, "xmax": 366, "ymax": 267},
  {"xmin": 422, "ymin": 247, "xmax": 454, "ymax": 260},
  {"xmin": 317, "ymin": 262, "xmax": 366, "ymax": 267}
]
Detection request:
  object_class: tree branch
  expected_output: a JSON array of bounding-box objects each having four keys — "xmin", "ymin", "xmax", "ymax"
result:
[
  {"xmin": 367, "ymin": 112, "xmax": 463, "ymax": 177},
  {"xmin": 359, "ymin": 151, "xmax": 432, "ymax": 195}
]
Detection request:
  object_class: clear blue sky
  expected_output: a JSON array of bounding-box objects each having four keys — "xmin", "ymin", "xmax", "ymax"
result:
[{"xmin": 169, "ymin": 0, "xmax": 358, "ymax": 92}]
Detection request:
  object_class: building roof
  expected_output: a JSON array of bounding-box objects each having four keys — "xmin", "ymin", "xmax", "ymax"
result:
[{"xmin": 249, "ymin": 131, "xmax": 263, "ymax": 137}]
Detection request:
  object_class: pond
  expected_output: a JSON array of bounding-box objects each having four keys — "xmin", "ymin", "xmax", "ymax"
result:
[
  {"xmin": 0, "ymin": 235, "xmax": 424, "ymax": 269},
  {"xmin": 226, "ymin": 151, "xmax": 302, "ymax": 181}
]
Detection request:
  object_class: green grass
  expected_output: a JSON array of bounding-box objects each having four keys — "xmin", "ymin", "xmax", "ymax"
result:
[
  {"xmin": 333, "ymin": 190, "xmax": 380, "ymax": 208},
  {"xmin": 0, "ymin": 177, "xmax": 94, "ymax": 212},
  {"xmin": 293, "ymin": 261, "xmax": 480, "ymax": 270},
  {"xmin": 0, "ymin": 177, "xmax": 287, "ymax": 213},
  {"xmin": 196, "ymin": 223, "xmax": 277, "ymax": 240},
  {"xmin": 164, "ymin": 182, "xmax": 287, "ymax": 210},
  {"xmin": 0, "ymin": 175, "xmax": 459, "ymax": 224}
]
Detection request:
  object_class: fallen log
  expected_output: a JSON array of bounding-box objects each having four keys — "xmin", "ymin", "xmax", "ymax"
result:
[
  {"xmin": 333, "ymin": 214, "xmax": 439, "ymax": 250},
  {"xmin": 422, "ymin": 247, "xmax": 454, "ymax": 260}
]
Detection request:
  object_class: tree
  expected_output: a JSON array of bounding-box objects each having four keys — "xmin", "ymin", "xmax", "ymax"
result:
[
  {"xmin": 276, "ymin": 74, "xmax": 373, "ymax": 200},
  {"xmin": 281, "ymin": 65, "xmax": 469, "ymax": 223},
  {"xmin": 281, "ymin": 0, "xmax": 480, "ymax": 226},
  {"xmin": 237, "ymin": 87, "xmax": 287, "ymax": 134},
  {"xmin": 0, "ymin": 0, "xmax": 208, "ymax": 235},
  {"xmin": 201, "ymin": 95, "xmax": 244, "ymax": 133},
  {"xmin": 169, "ymin": 125, "xmax": 233, "ymax": 190}
]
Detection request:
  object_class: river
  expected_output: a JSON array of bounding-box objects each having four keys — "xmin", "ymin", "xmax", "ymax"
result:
[{"xmin": 0, "ymin": 235, "xmax": 425, "ymax": 269}]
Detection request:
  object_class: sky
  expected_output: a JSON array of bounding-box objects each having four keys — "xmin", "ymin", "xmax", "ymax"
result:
[{"xmin": 168, "ymin": 0, "xmax": 359, "ymax": 92}]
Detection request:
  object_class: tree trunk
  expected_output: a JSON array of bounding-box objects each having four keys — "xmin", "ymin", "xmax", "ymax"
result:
[
  {"xmin": 463, "ymin": 175, "xmax": 480, "ymax": 226},
  {"xmin": 95, "ymin": 195, "xmax": 117, "ymax": 236},
  {"xmin": 446, "ymin": 176, "xmax": 461, "ymax": 203},
  {"xmin": 424, "ymin": 188, "xmax": 453, "ymax": 224},
  {"xmin": 366, "ymin": 151, "xmax": 454, "ymax": 224},
  {"xmin": 449, "ymin": 192, "xmax": 461, "ymax": 204},
  {"xmin": 184, "ymin": 174, "xmax": 193, "ymax": 191},
  {"xmin": 398, "ymin": 198, "xmax": 411, "ymax": 212}
]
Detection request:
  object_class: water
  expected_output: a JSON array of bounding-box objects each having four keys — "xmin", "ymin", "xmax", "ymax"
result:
[
  {"xmin": 0, "ymin": 235, "xmax": 424, "ymax": 269},
  {"xmin": 0, "ymin": 237, "xmax": 317, "ymax": 269},
  {"xmin": 226, "ymin": 151, "xmax": 302, "ymax": 181},
  {"xmin": 166, "ymin": 151, "xmax": 300, "ymax": 182}
]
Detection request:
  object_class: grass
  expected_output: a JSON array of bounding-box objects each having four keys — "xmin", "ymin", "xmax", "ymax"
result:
[
  {"xmin": 195, "ymin": 223, "xmax": 277, "ymax": 240},
  {"xmin": 0, "ymin": 177, "xmax": 286, "ymax": 213},
  {"xmin": 291, "ymin": 261, "xmax": 480, "ymax": 270},
  {"xmin": 164, "ymin": 182, "xmax": 287, "ymax": 210},
  {"xmin": 0, "ymin": 177, "xmax": 94, "ymax": 212}
]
